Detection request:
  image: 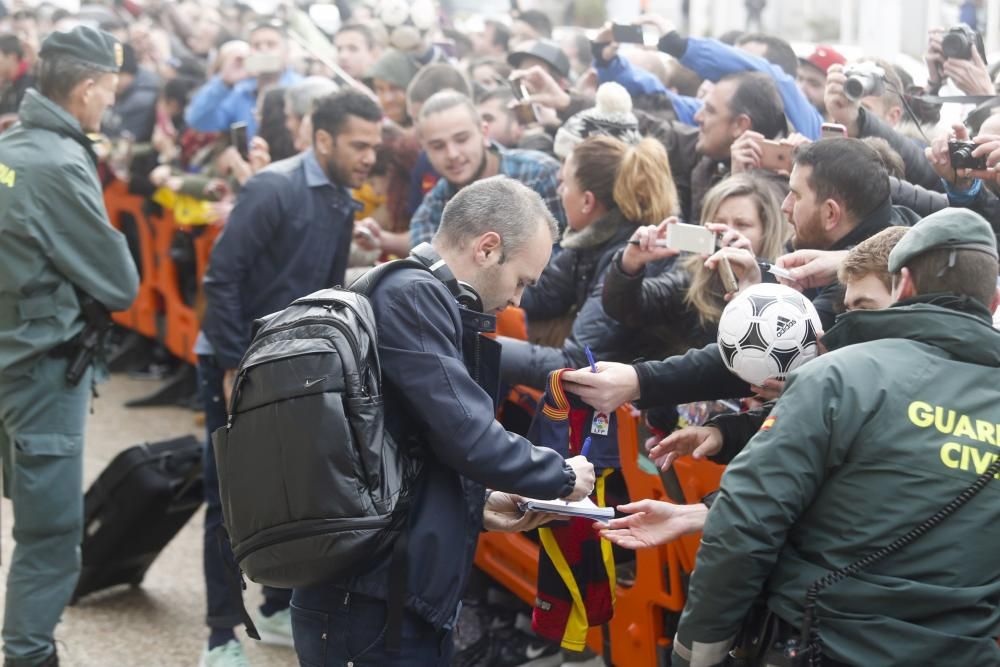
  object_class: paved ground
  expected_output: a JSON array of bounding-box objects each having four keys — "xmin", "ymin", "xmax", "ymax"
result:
[
  {"xmin": 0, "ymin": 373, "xmax": 296, "ymax": 667},
  {"xmin": 0, "ymin": 373, "xmax": 605, "ymax": 667}
]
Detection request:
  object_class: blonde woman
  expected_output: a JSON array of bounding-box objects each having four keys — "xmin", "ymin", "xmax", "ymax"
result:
[{"xmin": 602, "ymin": 173, "xmax": 789, "ymax": 355}]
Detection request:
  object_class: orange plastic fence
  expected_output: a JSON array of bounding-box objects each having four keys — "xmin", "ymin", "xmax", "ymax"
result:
[
  {"xmin": 103, "ymin": 180, "xmax": 160, "ymax": 339},
  {"xmin": 475, "ymin": 395, "xmax": 725, "ymax": 666},
  {"xmin": 103, "ymin": 181, "xmax": 219, "ymax": 365}
]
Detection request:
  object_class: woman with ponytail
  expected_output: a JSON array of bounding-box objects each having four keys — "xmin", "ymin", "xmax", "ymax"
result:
[{"xmin": 497, "ymin": 134, "xmax": 679, "ymax": 389}]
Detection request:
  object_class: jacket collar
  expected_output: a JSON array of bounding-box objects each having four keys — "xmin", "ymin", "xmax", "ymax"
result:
[
  {"xmin": 302, "ymin": 148, "xmax": 364, "ymax": 213},
  {"xmin": 16, "ymin": 89, "xmax": 97, "ymax": 163},
  {"xmin": 560, "ymin": 208, "xmax": 636, "ymax": 251},
  {"xmin": 822, "ymin": 296, "xmax": 1000, "ymax": 368},
  {"xmin": 830, "ymin": 197, "xmax": 916, "ymax": 251}
]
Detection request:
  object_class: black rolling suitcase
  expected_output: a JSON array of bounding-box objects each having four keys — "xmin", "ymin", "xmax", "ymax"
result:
[{"xmin": 71, "ymin": 435, "xmax": 204, "ymax": 603}]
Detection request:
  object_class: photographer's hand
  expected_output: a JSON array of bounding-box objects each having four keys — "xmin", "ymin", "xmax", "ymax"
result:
[
  {"xmin": 620, "ymin": 217, "xmax": 681, "ymax": 275},
  {"xmin": 824, "ymin": 64, "xmax": 860, "ymax": 137},
  {"xmin": 942, "ymin": 45, "xmax": 994, "ymax": 96},
  {"xmin": 925, "ymin": 123, "xmax": 976, "ymax": 187}
]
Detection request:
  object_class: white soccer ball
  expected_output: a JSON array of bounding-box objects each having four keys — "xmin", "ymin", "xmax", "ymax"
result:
[{"xmin": 717, "ymin": 283, "xmax": 822, "ymax": 386}]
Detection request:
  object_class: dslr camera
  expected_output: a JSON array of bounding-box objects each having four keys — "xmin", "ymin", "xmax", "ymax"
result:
[
  {"xmin": 842, "ymin": 62, "xmax": 885, "ymax": 101},
  {"xmin": 948, "ymin": 140, "xmax": 988, "ymax": 170},
  {"xmin": 940, "ymin": 24, "xmax": 983, "ymax": 61}
]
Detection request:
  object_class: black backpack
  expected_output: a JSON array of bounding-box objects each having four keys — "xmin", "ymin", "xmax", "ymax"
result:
[{"xmin": 212, "ymin": 259, "xmax": 430, "ymax": 593}]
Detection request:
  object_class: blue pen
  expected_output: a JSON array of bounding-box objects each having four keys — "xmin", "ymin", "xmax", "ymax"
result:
[
  {"xmin": 584, "ymin": 345, "xmax": 598, "ymax": 373},
  {"xmin": 581, "ymin": 436, "xmax": 592, "ymax": 458}
]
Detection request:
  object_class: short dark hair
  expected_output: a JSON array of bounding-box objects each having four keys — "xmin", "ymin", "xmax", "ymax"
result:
[
  {"xmin": 514, "ymin": 10, "xmax": 552, "ymax": 38},
  {"xmin": 793, "ymin": 138, "xmax": 890, "ymax": 221},
  {"xmin": 312, "ymin": 90, "xmax": 383, "ymax": 140},
  {"xmin": 337, "ymin": 23, "xmax": 376, "ymax": 50},
  {"xmin": 906, "ymin": 247, "xmax": 999, "ymax": 309},
  {"xmin": 723, "ymin": 71, "xmax": 786, "ymax": 139},
  {"xmin": 485, "ymin": 19, "xmax": 510, "ymax": 52},
  {"xmin": 36, "ymin": 55, "xmax": 106, "ymax": 105},
  {"xmin": 0, "ymin": 33, "xmax": 23, "ymax": 59},
  {"xmin": 736, "ymin": 33, "xmax": 798, "ymax": 77},
  {"xmin": 476, "ymin": 86, "xmax": 514, "ymax": 109},
  {"xmin": 407, "ymin": 63, "xmax": 471, "ymax": 106}
]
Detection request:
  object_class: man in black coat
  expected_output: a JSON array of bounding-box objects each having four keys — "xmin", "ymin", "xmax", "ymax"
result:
[{"xmin": 291, "ymin": 176, "xmax": 596, "ymax": 666}]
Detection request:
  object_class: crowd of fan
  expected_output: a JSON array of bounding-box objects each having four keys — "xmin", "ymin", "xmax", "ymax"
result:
[{"xmin": 3, "ymin": 2, "xmax": 1000, "ymax": 666}]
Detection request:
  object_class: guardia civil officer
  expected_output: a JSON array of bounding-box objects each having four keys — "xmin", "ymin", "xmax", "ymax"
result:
[
  {"xmin": 0, "ymin": 27, "xmax": 138, "ymax": 667},
  {"xmin": 671, "ymin": 208, "xmax": 1000, "ymax": 666}
]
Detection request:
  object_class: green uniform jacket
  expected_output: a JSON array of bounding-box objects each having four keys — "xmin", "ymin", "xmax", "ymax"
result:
[
  {"xmin": 0, "ymin": 89, "xmax": 138, "ymax": 377},
  {"xmin": 673, "ymin": 297, "xmax": 1000, "ymax": 667}
]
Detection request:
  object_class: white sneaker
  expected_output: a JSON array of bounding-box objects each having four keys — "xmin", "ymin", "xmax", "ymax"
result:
[
  {"xmin": 198, "ymin": 640, "xmax": 251, "ymax": 667},
  {"xmin": 253, "ymin": 608, "xmax": 294, "ymax": 648}
]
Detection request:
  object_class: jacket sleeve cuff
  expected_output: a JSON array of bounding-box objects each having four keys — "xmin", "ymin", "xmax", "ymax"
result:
[
  {"xmin": 632, "ymin": 361, "xmax": 657, "ymax": 409},
  {"xmin": 591, "ymin": 39, "xmax": 611, "ymax": 67},
  {"xmin": 557, "ymin": 462, "xmax": 577, "ymax": 499},
  {"xmin": 657, "ymin": 31, "xmax": 688, "ymax": 58},
  {"xmin": 945, "ymin": 177, "xmax": 982, "ymax": 203},
  {"xmin": 612, "ymin": 248, "xmax": 643, "ymax": 279}
]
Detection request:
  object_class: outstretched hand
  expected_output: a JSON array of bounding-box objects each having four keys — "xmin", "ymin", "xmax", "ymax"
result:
[
  {"xmin": 647, "ymin": 426, "xmax": 723, "ymax": 471},
  {"xmin": 595, "ymin": 499, "xmax": 707, "ymax": 549}
]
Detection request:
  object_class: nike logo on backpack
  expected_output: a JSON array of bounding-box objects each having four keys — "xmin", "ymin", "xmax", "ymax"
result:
[
  {"xmin": 525, "ymin": 644, "xmax": 550, "ymax": 660},
  {"xmin": 303, "ymin": 376, "xmax": 327, "ymax": 388}
]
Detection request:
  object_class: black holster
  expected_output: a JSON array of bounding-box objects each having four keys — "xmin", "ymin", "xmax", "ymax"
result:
[
  {"xmin": 725, "ymin": 600, "xmax": 805, "ymax": 667},
  {"xmin": 62, "ymin": 293, "xmax": 113, "ymax": 387}
]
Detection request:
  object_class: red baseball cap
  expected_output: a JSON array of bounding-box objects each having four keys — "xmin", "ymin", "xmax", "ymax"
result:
[{"xmin": 799, "ymin": 45, "xmax": 846, "ymax": 74}]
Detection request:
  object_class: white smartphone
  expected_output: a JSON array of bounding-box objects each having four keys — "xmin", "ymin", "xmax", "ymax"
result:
[{"xmin": 665, "ymin": 222, "xmax": 718, "ymax": 255}]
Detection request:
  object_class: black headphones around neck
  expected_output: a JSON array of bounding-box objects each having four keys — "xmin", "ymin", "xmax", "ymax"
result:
[{"xmin": 410, "ymin": 243, "xmax": 484, "ymax": 312}]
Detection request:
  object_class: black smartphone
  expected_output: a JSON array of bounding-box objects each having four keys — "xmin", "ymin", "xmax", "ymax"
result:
[
  {"xmin": 612, "ymin": 23, "xmax": 644, "ymax": 44},
  {"xmin": 230, "ymin": 121, "xmax": 249, "ymax": 161}
]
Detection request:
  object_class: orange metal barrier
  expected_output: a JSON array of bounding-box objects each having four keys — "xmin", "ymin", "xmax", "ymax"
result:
[
  {"xmin": 104, "ymin": 181, "xmax": 220, "ymax": 365},
  {"xmin": 476, "ymin": 394, "xmax": 725, "ymax": 666}
]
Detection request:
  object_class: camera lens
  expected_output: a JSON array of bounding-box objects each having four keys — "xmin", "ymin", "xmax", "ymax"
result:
[
  {"xmin": 941, "ymin": 32, "xmax": 972, "ymax": 59},
  {"xmin": 843, "ymin": 77, "xmax": 866, "ymax": 101}
]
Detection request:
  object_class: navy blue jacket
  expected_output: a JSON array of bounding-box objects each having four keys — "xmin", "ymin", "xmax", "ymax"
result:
[
  {"xmin": 297, "ymin": 267, "xmax": 576, "ymax": 629},
  {"xmin": 202, "ymin": 149, "xmax": 361, "ymax": 369}
]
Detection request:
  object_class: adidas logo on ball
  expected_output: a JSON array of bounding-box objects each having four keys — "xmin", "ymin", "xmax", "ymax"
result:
[
  {"xmin": 775, "ymin": 315, "xmax": 795, "ymax": 338},
  {"xmin": 717, "ymin": 283, "xmax": 823, "ymax": 386}
]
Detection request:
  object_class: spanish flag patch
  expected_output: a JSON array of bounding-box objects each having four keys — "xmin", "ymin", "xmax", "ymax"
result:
[{"xmin": 760, "ymin": 415, "xmax": 777, "ymax": 431}]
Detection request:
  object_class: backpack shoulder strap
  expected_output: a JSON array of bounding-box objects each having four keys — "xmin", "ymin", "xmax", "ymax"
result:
[{"xmin": 348, "ymin": 258, "xmax": 430, "ymax": 297}]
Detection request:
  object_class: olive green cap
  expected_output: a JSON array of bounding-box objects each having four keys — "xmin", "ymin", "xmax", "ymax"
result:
[
  {"xmin": 888, "ymin": 207, "xmax": 998, "ymax": 273},
  {"xmin": 39, "ymin": 26, "xmax": 123, "ymax": 73}
]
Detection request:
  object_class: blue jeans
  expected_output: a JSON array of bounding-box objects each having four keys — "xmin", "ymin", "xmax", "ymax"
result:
[
  {"xmin": 290, "ymin": 588, "xmax": 452, "ymax": 667},
  {"xmin": 197, "ymin": 355, "xmax": 290, "ymax": 629}
]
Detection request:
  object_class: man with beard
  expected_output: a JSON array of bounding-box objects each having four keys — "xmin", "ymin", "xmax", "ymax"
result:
[
  {"xmin": 194, "ymin": 89, "xmax": 382, "ymax": 667},
  {"xmin": 409, "ymin": 90, "xmax": 565, "ymax": 248}
]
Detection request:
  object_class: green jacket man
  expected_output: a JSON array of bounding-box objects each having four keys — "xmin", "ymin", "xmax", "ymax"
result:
[
  {"xmin": 672, "ymin": 208, "xmax": 1000, "ymax": 667},
  {"xmin": 0, "ymin": 26, "xmax": 137, "ymax": 667}
]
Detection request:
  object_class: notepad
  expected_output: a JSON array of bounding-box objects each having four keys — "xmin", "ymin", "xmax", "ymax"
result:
[{"xmin": 519, "ymin": 496, "xmax": 614, "ymax": 521}]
